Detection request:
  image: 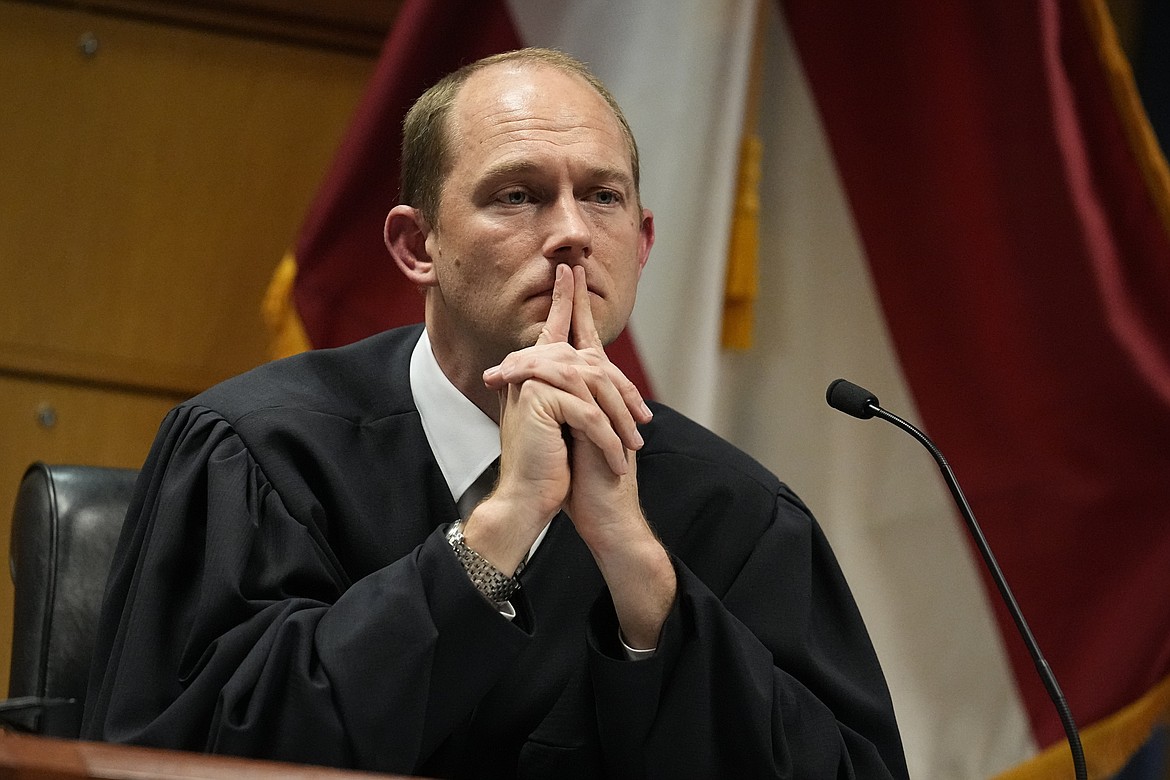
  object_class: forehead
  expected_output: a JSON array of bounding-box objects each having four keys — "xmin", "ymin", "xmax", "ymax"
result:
[{"xmin": 446, "ymin": 63, "xmax": 632, "ymax": 176}]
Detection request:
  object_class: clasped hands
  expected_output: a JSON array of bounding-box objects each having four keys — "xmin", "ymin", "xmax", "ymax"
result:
[{"xmin": 463, "ymin": 263, "xmax": 676, "ymax": 649}]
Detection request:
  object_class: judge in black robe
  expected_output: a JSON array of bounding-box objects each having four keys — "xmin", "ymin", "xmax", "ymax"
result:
[{"xmin": 82, "ymin": 324, "xmax": 908, "ymax": 778}]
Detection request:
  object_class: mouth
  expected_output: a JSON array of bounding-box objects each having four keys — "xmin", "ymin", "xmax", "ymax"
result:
[
  {"xmin": 524, "ymin": 266, "xmax": 606, "ymax": 303},
  {"xmin": 525, "ymin": 287, "xmax": 604, "ymax": 302}
]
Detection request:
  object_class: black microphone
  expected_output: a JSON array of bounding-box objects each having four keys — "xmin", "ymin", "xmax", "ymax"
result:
[
  {"xmin": 825, "ymin": 378, "xmax": 1086, "ymax": 780},
  {"xmin": 825, "ymin": 377, "xmax": 880, "ymax": 419}
]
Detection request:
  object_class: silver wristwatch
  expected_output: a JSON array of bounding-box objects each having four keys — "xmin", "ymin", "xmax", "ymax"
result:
[{"xmin": 445, "ymin": 521, "xmax": 521, "ymax": 604}]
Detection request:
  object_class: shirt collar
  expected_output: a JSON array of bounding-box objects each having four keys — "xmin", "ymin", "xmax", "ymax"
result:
[{"xmin": 409, "ymin": 329, "xmax": 501, "ymax": 501}]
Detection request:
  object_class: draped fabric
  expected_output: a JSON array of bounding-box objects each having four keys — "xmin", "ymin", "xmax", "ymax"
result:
[{"xmin": 778, "ymin": 1, "xmax": 1170, "ymax": 776}]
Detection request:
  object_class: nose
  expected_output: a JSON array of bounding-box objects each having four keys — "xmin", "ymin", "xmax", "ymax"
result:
[{"xmin": 543, "ymin": 193, "xmax": 592, "ymax": 261}]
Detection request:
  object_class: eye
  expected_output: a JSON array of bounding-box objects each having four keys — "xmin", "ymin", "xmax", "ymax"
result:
[
  {"xmin": 498, "ymin": 189, "xmax": 532, "ymax": 205},
  {"xmin": 590, "ymin": 189, "xmax": 621, "ymax": 205}
]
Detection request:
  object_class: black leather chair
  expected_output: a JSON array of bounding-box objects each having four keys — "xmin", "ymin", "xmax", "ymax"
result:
[{"xmin": 3, "ymin": 462, "xmax": 137, "ymax": 736}]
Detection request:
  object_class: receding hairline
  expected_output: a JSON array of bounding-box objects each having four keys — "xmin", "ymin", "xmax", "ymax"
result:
[
  {"xmin": 400, "ymin": 48, "xmax": 643, "ymax": 224},
  {"xmin": 451, "ymin": 61, "xmax": 632, "ymax": 151},
  {"xmin": 443, "ymin": 58, "xmax": 641, "ymax": 205}
]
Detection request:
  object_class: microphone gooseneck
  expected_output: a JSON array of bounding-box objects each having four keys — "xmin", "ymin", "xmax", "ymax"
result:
[{"xmin": 826, "ymin": 379, "xmax": 1087, "ymax": 780}]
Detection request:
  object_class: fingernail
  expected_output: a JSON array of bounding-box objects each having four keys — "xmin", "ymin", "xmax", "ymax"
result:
[
  {"xmin": 483, "ymin": 366, "xmax": 500, "ymax": 382},
  {"xmin": 640, "ymin": 402, "xmax": 653, "ymax": 419}
]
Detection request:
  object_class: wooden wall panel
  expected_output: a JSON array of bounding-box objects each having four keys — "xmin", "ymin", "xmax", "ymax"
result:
[
  {"xmin": 0, "ymin": 373, "xmax": 184, "ymax": 693},
  {"xmin": 0, "ymin": 1, "xmax": 375, "ymax": 395},
  {"xmin": 28, "ymin": 0, "xmax": 402, "ymax": 54},
  {"xmin": 0, "ymin": 0, "xmax": 381, "ymax": 695}
]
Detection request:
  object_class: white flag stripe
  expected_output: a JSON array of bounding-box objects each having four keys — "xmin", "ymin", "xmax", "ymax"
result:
[{"xmin": 717, "ymin": 7, "xmax": 1036, "ymax": 778}]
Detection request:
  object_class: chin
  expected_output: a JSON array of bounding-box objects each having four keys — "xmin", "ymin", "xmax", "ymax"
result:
[
  {"xmin": 516, "ymin": 323, "xmax": 548, "ymax": 351},
  {"xmin": 594, "ymin": 310, "xmax": 631, "ymax": 347}
]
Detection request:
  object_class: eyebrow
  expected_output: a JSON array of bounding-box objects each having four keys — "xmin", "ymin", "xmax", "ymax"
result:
[{"xmin": 478, "ymin": 158, "xmax": 635, "ymax": 193}]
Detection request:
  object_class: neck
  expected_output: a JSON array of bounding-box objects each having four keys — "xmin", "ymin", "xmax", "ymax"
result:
[{"xmin": 425, "ymin": 324, "xmax": 503, "ymax": 424}]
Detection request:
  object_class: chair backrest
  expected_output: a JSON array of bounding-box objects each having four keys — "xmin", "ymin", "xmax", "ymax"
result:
[{"xmin": 7, "ymin": 462, "xmax": 137, "ymax": 736}]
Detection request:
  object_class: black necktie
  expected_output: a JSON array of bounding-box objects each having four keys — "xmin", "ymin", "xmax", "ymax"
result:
[
  {"xmin": 455, "ymin": 459, "xmax": 531, "ymax": 576},
  {"xmin": 456, "ymin": 459, "xmax": 499, "ymax": 520}
]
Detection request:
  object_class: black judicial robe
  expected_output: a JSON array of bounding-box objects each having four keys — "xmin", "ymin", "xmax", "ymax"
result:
[{"xmin": 82, "ymin": 324, "xmax": 908, "ymax": 779}]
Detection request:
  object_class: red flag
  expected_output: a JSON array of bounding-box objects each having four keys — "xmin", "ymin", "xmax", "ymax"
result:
[{"xmin": 780, "ymin": 0, "xmax": 1170, "ymax": 771}]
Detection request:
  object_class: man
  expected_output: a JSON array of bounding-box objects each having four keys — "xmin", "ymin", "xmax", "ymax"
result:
[{"xmin": 83, "ymin": 48, "xmax": 909, "ymax": 778}]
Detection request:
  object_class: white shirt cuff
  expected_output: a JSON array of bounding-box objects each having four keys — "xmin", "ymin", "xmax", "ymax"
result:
[{"xmin": 619, "ymin": 629, "xmax": 657, "ymax": 661}]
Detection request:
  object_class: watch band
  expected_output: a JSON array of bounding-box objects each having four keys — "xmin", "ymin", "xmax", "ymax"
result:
[{"xmin": 445, "ymin": 521, "xmax": 521, "ymax": 604}]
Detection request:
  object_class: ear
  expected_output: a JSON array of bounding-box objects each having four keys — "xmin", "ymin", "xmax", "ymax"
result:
[
  {"xmin": 636, "ymin": 208, "xmax": 655, "ymax": 278},
  {"xmin": 385, "ymin": 205, "xmax": 437, "ymax": 288}
]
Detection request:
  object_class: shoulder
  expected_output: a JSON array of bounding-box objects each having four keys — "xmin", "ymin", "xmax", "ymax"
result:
[
  {"xmin": 140, "ymin": 326, "xmax": 432, "ymax": 531},
  {"xmin": 187, "ymin": 325, "xmax": 423, "ymax": 427},
  {"xmin": 636, "ymin": 402, "xmax": 817, "ymax": 593},
  {"xmin": 638, "ymin": 401, "xmax": 782, "ymax": 497}
]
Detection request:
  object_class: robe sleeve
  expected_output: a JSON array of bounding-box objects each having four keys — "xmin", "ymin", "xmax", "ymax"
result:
[
  {"xmin": 82, "ymin": 404, "xmax": 531, "ymax": 774},
  {"xmin": 585, "ymin": 488, "xmax": 909, "ymax": 779}
]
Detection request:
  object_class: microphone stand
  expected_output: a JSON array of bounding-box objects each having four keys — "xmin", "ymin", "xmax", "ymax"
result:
[{"xmin": 827, "ymin": 380, "xmax": 1086, "ymax": 780}]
